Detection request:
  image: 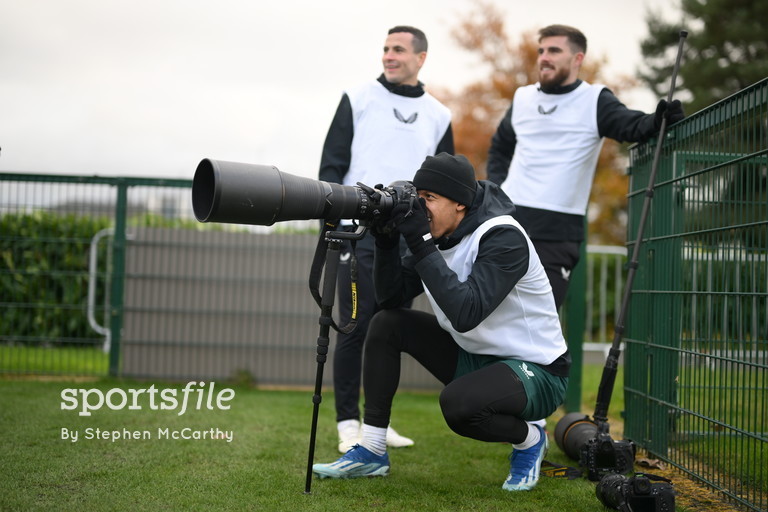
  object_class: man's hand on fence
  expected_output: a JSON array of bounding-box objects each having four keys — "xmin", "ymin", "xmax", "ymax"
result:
[{"xmin": 654, "ymin": 99, "xmax": 685, "ymax": 129}]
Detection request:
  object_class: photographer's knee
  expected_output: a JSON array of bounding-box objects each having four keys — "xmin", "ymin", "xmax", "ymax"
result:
[
  {"xmin": 364, "ymin": 309, "xmax": 407, "ymax": 357},
  {"xmin": 369, "ymin": 309, "xmax": 398, "ymax": 331},
  {"xmin": 439, "ymin": 387, "xmax": 473, "ymax": 435}
]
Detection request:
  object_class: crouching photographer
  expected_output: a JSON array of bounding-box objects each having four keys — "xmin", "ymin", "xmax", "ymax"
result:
[{"xmin": 312, "ymin": 153, "xmax": 571, "ymax": 492}]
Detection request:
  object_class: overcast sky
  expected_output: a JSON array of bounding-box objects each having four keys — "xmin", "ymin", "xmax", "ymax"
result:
[{"xmin": 0, "ymin": 0, "xmax": 679, "ymax": 181}]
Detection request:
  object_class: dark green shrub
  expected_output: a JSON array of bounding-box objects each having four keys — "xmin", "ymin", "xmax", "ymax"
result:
[{"xmin": 0, "ymin": 212, "xmax": 112, "ymax": 346}]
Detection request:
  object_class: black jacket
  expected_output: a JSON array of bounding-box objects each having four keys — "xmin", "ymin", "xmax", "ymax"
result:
[{"xmin": 374, "ymin": 181, "xmax": 529, "ymax": 333}]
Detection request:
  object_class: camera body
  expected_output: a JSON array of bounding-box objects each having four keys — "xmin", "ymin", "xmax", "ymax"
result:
[
  {"xmin": 596, "ymin": 473, "xmax": 675, "ymax": 512},
  {"xmin": 580, "ymin": 432, "xmax": 636, "ymax": 481},
  {"xmin": 555, "ymin": 413, "xmax": 636, "ymax": 481},
  {"xmin": 356, "ymin": 180, "xmax": 418, "ymax": 228}
]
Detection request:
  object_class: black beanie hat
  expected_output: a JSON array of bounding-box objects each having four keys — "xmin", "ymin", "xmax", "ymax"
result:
[{"xmin": 413, "ymin": 153, "xmax": 477, "ymax": 206}]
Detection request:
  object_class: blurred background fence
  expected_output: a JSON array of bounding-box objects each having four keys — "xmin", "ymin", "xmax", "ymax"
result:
[
  {"xmin": 0, "ymin": 175, "xmax": 624, "ymax": 386},
  {"xmin": 1, "ymin": 78, "xmax": 766, "ymax": 511}
]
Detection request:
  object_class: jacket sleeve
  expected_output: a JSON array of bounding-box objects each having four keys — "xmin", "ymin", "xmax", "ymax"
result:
[
  {"xmin": 414, "ymin": 226, "xmax": 529, "ymax": 332},
  {"xmin": 318, "ymin": 94, "xmax": 354, "ymax": 183},
  {"xmin": 435, "ymin": 123, "xmax": 455, "ymax": 155},
  {"xmin": 596, "ymin": 88, "xmax": 658, "ymax": 143},
  {"xmin": 373, "ymin": 244, "xmax": 424, "ymax": 308},
  {"xmin": 485, "ymin": 104, "xmax": 516, "ymax": 185}
]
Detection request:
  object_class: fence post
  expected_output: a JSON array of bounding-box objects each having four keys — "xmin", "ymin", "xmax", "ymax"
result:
[
  {"xmin": 108, "ymin": 180, "xmax": 128, "ymax": 376},
  {"xmin": 563, "ymin": 235, "xmax": 587, "ymax": 412}
]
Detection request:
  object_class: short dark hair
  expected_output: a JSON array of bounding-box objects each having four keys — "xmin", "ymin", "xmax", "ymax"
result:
[
  {"xmin": 538, "ymin": 24, "xmax": 587, "ymax": 54},
  {"xmin": 388, "ymin": 25, "xmax": 428, "ymax": 53}
]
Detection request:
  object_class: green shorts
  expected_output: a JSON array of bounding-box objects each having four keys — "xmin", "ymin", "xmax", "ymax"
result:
[{"xmin": 455, "ymin": 350, "xmax": 569, "ymax": 422}]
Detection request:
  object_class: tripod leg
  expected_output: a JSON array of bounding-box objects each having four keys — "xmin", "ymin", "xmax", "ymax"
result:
[
  {"xmin": 304, "ymin": 239, "xmax": 342, "ymax": 494},
  {"xmin": 592, "ymin": 30, "xmax": 688, "ymax": 428}
]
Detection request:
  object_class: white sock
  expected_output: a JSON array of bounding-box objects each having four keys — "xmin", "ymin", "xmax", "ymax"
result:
[
  {"xmin": 360, "ymin": 424, "xmax": 388, "ymax": 456},
  {"xmin": 337, "ymin": 419, "xmax": 360, "ymax": 436},
  {"xmin": 512, "ymin": 422, "xmax": 541, "ymax": 451}
]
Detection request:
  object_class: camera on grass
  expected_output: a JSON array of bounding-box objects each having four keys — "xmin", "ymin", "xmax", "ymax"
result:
[
  {"xmin": 596, "ymin": 473, "xmax": 676, "ymax": 512},
  {"xmin": 580, "ymin": 432, "xmax": 636, "ymax": 482},
  {"xmin": 192, "ymin": 158, "xmax": 416, "ymax": 226},
  {"xmin": 554, "ymin": 412, "xmax": 636, "ymax": 481}
]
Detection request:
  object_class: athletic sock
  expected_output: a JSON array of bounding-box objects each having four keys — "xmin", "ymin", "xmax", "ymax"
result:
[
  {"xmin": 360, "ymin": 424, "xmax": 388, "ymax": 456},
  {"xmin": 512, "ymin": 422, "xmax": 541, "ymax": 451},
  {"xmin": 337, "ymin": 419, "xmax": 360, "ymax": 435}
]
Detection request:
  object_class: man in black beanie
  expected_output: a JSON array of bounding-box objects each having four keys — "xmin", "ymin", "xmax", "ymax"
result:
[{"xmin": 314, "ymin": 153, "xmax": 571, "ymax": 492}]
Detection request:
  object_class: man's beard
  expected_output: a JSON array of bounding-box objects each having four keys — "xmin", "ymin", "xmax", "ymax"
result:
[{"xmin": 539, "ymin": 67, "xmax": 570, "ymax": 93}]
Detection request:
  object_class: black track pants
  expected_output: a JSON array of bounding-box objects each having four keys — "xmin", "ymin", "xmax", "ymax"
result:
[
  {"xmin": 333, "ymin": 239, "xmax": 377, "ymax": 422},
  {"xmin": 363, "ymin": 309, "xmax": 531, "ymax": 444},
  {"xmin": 530, "ymin": 240, "xmax": 581, "ymax": 309},
  {"xmin": 333, "ymin": 236, "xmax": 411, "ymax": 422}
]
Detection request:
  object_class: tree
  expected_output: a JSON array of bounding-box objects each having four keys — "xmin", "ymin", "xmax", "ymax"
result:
[
  {"xmin": 640, "ymin": 0, "xmax": 768, "ymax": 113},
  {"xmin": 431, "ymin": 0, "xmax": 637, "ymax": 245}
]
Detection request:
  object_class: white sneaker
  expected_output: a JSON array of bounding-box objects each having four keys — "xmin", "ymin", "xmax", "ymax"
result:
[
  {"xmin": 337, "ymin": 419, "xmax": 361, "ymax": 453},
  {"xmin": 386, "ymin": 426, "xmax": 414, "ymax": 448}
]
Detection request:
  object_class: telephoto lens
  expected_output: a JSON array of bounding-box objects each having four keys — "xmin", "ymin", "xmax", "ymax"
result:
[
  {"xmin": 554, "ymin": 412, "xmax": 598, "ymax": 461},
  {"xmin": 595, "ymin": 473, "xmax": 628, "ymax": 510},
  {"xmin": 192, "ymin": 159, "xmax": 367, "ymax": 225},
  {"xmin": 191, "ymin": 159, "xmax": 415, "ymax": 227}
]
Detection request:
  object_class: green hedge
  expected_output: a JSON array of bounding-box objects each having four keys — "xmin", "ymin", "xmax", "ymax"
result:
[
  {"xmin": 0, "ymin": 211, "xmax": 112, "ymax": 346},
  {"xmin": 0, "ymin": 209, "xmax": 280, "ymax": 348}
]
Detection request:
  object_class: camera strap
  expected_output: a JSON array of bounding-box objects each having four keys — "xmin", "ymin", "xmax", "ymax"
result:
[
  {"xmin": 633, "ymin": 472, "xmax": 673, "ymax": 484},
  {"xmin": 308, "ymin": 220, "xmax": 358, "ymax": 335},
  {"xmin": 540, "ymin": 460, "xmax": 583, "ymax": 479}
]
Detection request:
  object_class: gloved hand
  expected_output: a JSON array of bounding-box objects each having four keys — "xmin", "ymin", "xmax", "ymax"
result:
[
  {"xmin": 654, "ymin": 99, "xmax": 685, "ymax": 130},
  {"xmin": 365, "ymin": 183, "xmax": 400, "ymax": 249},
  {"xmin": 392, "ymin": 197, "xmax": 436, "ymax": 261},
  {"xmin": 369, "ymin": 214, "xmax": 400, "ymax": 249}
]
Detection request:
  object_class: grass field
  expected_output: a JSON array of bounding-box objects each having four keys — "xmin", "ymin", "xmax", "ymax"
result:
[
  {"xmin": 0, "ymin": 345, "xmax": 109, "ymax": 375},
  {"xmin": 0, "ymin": 365, "xmax": 729, "ymax": 511}
]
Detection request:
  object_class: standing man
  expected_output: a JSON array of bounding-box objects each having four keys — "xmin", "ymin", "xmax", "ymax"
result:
[
  {"xmin": 486, "ymin": 24, "xmax": 684, "ymax": 308},
  {"xmin": 319, "ymin": 25, "xmax": 454, "ymax": 453},
  {"xmin": 313, "ymin": 153, "xmax": 569, "ymax": 492}
]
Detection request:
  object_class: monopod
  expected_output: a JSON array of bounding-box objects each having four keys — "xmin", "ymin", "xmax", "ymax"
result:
[{"xmin": 554, "ymin": 30, "xmax": 688, "ymax": 472}]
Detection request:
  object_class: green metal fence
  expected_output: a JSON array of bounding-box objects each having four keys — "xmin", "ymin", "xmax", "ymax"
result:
[
  {"xmin": 0, "ymin": 175, "xmax": 192, "ymax": 376},
  {"xmin": 625, "ymin": 78, "xmax": 767, "ymax": 512}
]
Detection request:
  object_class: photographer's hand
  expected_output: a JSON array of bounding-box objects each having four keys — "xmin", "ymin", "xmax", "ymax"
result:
[
  {"xmin": 364, "ymin": 183, "xmax": 400, "ymax": 249},
  {"xmin": 370, "ymin": 216, "xmax": 400, "ymax": 249},
  {"xmin": 393, "ymin": 198, "xmax": 436, "ymax": 262}
]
